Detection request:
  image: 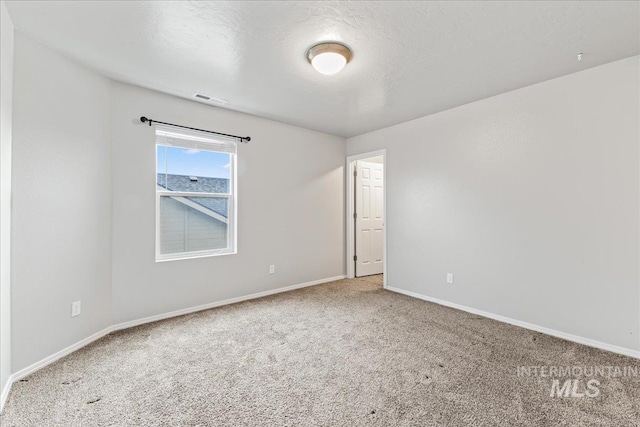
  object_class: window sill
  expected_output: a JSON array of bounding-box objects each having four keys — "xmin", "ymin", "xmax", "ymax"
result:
[{"xmin": 156, "ymin": 249, "xmax": 237, "ymax": 263}]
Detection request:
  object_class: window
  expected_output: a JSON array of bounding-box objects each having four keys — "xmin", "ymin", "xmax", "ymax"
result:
[{"xmin": 155, "ymin": 125, "xmax": 237, "ymax": 261}]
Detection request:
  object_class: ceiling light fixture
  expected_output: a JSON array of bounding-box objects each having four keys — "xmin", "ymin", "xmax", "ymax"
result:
[{"xmin": 306, "ymin": 42, "xmax": 353, "ymax": 75}]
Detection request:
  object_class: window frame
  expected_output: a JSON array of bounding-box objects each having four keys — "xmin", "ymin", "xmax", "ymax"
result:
[{"xmin": 155, "ymin": 135, "xmax": 237, "ymax": 262}]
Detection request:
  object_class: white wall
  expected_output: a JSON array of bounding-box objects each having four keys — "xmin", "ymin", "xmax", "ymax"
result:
[
  {"xmin": 11, "ymin": 33, "xmax": 113, "ymax": 372},
  {"xmin": 111, "ymin": 83, "xmax": 346, "ymax": 324},
  {"xmin": 348, "ymin": 56, "xmax": 640, "ymax": 353},
  {"xmin": 0, "ymin": 0, "xmax": 15, "ymax": 404}
]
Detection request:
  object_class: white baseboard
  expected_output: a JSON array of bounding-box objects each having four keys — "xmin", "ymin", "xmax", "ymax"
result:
[
  {"xmin": 112, "ymin": 275, "xmax": 346, "ymax": 331},
  {"xmin": 387, "ymin": 286, "xmax": 640, "ymax": 360},
  {"xmin": 2, "ymin": 325, "xmax": 114, "ymax": 412},
  {"xmin": 10, "ymin": 326, "xmax": 114, "ymax": 384},
  {"xmin": 0, "ymin": 275, "xmax": 345, "ymax": 412},
  {"xmin": 1, "ymin": 377, "xmax": 11, "ymax": 413}
]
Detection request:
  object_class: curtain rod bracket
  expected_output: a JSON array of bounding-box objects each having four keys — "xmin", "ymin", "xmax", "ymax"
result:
[{"xmin": 139, "ymin": 116, "xmax": 250, "ymax": 143}]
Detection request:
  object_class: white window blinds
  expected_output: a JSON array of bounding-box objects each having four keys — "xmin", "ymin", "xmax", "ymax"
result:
[{"xmin": 155, "ymin": 123, "xmax": 237, "ymax": 154}]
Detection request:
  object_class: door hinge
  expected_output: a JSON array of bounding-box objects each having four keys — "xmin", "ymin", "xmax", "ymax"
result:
[
  {"xmin": 353, "ymin": 169, "xmax": 357, "ymax": 177},
  {"xmin": 353, "ymin": 255, "xmax": 357, "ymax": 261},
  {"xmin": 353, "ymin": 212, "xmax": 357, "ymax": 219}
]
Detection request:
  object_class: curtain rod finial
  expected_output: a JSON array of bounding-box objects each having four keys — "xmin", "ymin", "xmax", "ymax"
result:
[{"xmin": 140, "ymin": 116, "xmax": 151, "ymax": 126}]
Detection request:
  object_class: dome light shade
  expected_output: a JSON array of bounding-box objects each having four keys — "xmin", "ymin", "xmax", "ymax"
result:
[
  {"xmin": 307, "ymin": 42, "xmax": 352, "ymax": 75},
  {"xmin": 312, "ymin": 52, "xmax": 347, "ymax": 75}
]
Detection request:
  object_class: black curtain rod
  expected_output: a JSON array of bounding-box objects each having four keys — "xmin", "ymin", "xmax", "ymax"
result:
[{"xmin": 140, "ymin": 116, "xmax": 251, "ymax": 143}]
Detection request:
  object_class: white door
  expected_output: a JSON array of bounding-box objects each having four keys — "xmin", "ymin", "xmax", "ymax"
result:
[{"xmin": 355, "ymin": 161, "xmax": 384, "ymax": 277}]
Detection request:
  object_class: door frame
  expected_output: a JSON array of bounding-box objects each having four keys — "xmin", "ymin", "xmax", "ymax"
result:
[{"xmin": 346, "ymin": 149, "xmax": 387, "ymax": 288}]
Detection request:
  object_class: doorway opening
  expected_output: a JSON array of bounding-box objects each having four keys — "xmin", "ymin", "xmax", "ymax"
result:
[{"xmin": 346, "ymin": 150, "xmax": 386, "ymax": 288}]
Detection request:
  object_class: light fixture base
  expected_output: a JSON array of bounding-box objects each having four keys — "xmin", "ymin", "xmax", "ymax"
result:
[
  {"xmin": 307, "ymin": 42, "xmax": 353, "ymax": 64},
  {"xmin": 306, "ymin": 42, "xmax": 353, "ymax": 75}
]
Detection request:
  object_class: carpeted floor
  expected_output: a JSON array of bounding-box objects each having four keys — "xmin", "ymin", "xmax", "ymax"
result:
[{"xmin": 1, "ymin": 275, "xmax": 639, "ymax": 426}]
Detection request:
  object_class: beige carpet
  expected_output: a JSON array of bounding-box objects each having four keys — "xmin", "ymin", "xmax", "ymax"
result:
[{"xmin": 1, "ymin": 275, "xmax": 638, "ymax": 426}]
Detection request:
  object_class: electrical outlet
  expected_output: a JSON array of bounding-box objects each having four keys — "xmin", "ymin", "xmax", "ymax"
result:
[
  {"xmin": 269, "ymin": 265, "xmax": 275, "ymax": 274},
  {"xmin": 71, "ymin": 301, "xmax": 81, "ymax": 317},
  {"xmin": 446, "ymin": 273, "xmax": 454, "ymax": 284}
]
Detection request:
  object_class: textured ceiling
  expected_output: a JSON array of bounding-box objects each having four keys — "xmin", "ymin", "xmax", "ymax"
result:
[{"xmin": 6, "ymin": 1, "xmax": 640, "ymax": 137}]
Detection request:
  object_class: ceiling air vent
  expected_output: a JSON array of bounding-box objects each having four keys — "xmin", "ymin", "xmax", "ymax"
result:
[{"xmin": 193, "ymin": 93, "xmax": 228, "ymax": 106}]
